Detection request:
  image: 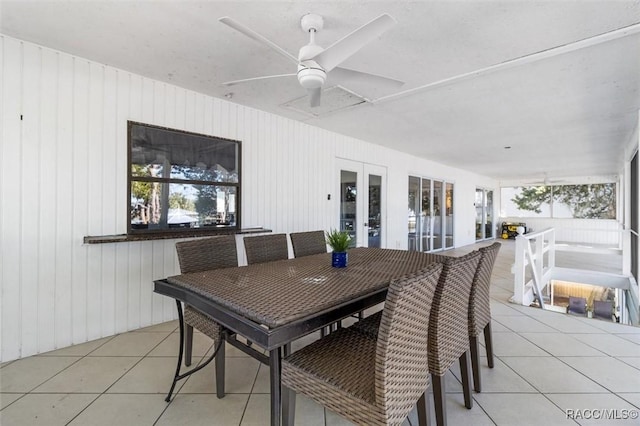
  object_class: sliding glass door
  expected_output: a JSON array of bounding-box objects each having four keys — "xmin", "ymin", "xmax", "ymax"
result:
[
  {"xmin": 408, "ymin": 176, "xmax": 454, "ymax": 252},
  {"xmin": 475, "ymin": 188, "xmax": 494, "ymax": 240}
]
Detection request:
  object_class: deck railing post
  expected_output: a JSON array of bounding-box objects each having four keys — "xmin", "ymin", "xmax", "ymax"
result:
[
  {"xmin": 513, "ymin": 235, "xmax": 527, "ymax": 304},
  {"xmin": 512, "ymin": 227, "xmax": 556, "ymax": 307}
]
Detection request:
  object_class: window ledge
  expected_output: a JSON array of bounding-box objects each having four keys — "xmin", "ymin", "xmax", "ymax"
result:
[{"xmin": 83, "ymin": 227, "xmax": 271, "ymax": 244}]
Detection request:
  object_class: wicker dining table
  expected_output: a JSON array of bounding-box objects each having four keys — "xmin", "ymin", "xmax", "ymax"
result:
[{"xmin": 154, "ymin": 247, "xmax": 440, "ymax": 426}]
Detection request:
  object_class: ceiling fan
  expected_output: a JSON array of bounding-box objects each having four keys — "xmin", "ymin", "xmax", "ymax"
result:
[{"xmin": 218, "ymin": 13, "xmax": 404, "ymax": 107}]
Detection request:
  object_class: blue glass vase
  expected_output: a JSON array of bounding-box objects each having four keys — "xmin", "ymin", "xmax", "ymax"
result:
[{"xmin": 332, "ymin": 251, "xmax": 348, "ymax": 268}]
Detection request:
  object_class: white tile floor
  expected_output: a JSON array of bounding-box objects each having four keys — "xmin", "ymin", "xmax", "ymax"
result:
[{"xmin": 1, "ymin": 240, "xmax": 639, "ymax": 425}]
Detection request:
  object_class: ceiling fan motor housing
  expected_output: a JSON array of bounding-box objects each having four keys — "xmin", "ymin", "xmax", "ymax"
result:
[
  {"xmin": 297, "ymin": 64, "xmax": 326, "ymax": 89},
  {"xmin": 297, "ymin": 41, "xmax": 326, "ymax": 89}
]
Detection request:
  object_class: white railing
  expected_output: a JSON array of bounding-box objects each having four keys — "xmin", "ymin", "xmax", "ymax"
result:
[
  {"xmin": 511, "ymin": 228, "xmax": 556, "ymax": 308},
  {"xmin": 510, "ymin": 227, "xmax": 635, "ymax": 322}
]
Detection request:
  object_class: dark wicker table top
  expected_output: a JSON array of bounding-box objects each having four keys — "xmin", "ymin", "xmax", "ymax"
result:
[{"xmin": 167, "ymin": 248, "xmax": 439, "ymax": 328}]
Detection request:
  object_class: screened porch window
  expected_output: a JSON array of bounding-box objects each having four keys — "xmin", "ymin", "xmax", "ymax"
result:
[{"xmin": 128, "ymin": 121, "xmax": 241, "ymax": 235}]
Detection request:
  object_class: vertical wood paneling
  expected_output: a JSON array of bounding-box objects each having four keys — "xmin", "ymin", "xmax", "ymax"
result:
[
  {"xmin": 203, "ymin": 96, "xmax": 213, "ymax": 135},
  {"xmin": 139, "ymin": 240, "xmax": 153, "ymax": 327},
  {"xmin": 184, "ymin": 89, "xmax": 195, "ymax": 131},
  {"xmin": 1, "ymin": 36, "xmax": 503, "ymax": 361},
  {"xmin": 154, "ymin": 81, "xmax": 166, "ymax": 126},
  {"xmin": 114, "ymin": 71, "xmax": 130, "ymax": 334},
  {"xmin": 151, "ymin": 240, "xmax": 164, "ymax": 324},
  {"xmin": 163, "ymin": 241, "xmax": 176, "ymax": 320},
  {"xmin": 37, "ymin": 48, "xmax": 58, "ymax": 351},
  {"xmin": 128, "ymin": 241, "xmax": 142, "ymax": 329},
  {"xmin": 115, "ymin": 71, "xmax": 129, "ymax": 232},
  {"xmin": 194, "ymin": 92, "xmax": 204, "ymax": 133},
  {"xmin": 1, "ymin": 37, "xmax": 24, "ymax": 360},
  {"xmin": 0, "ymin": 35, "xmax": 4, "ymax": 358},
  {"xmin": 55, "ymin": 52, "xmax": 74, "ymax": 349},
  {"xmin": 86, "ymin": 62, "xmax": 104, "ymax": 341},
  {"xmin": 21, "ymin": 44, "xmax": 42, "ymax": 356},
  {"xmin": 127, "ymin": 75, "xmax": 143, "ymax": 331},
  {"xmin": 71, "ymin": 57, "xmax": 89, "ymax": 344},
  {"xmin": 101, "ymin": 67, "xmax": 118, "ymax": 337},
  {"xmin": 114, "ymin": 243, "xmax": 129, "ymax": 333}
]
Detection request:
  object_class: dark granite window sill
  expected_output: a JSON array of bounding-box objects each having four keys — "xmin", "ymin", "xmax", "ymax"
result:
[{"xmin": 83, "ymin": 227, "xmax": 271, "ymax": 244}]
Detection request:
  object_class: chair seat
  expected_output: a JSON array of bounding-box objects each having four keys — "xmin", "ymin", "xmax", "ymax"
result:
[
  {"xmin": 184, "ymin": 305, "xmax": 223, "ymax": 343},
  {"xmin": 282, "ymin": 328, "xmax": 383, "ymax": 419},
  {"xmin": 351, "ymin": 310, "xmax": 382, "ymax": 339}
]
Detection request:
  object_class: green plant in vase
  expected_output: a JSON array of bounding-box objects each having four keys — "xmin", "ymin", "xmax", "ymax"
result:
[{"xmin": 326, "ymin": 229, "xmax": 351, "ymax": 267}]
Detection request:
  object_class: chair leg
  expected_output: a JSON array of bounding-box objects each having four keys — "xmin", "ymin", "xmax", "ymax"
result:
[
  {"xmin": 417, "ymin": 390, "xmax": 431, "ymax": 426},
  {"xmin": 470, "ymin": 335, "xmax": 481, "ymax": 392},
  {"xmin": 166, "ymin": 299, "xmax": 185, "ymax": 402},
  {"xmin": 483, "ymin": 322, "xmax": 494, "ymax": 368},
  {"xmin": 459, "ymin": 351, "xmax": 473, "ymax": 409},
  {"xmin": 432, "ymin": 374, "xmax": 447, "ymax": 426},
  {"xmin": 215, "ymin": 335, "xmax": 226, "ymax": 398},
  {"xmin": 282, "ymin": 385, "xmax": 296, "ymax": 426},
  {"xmin": 184, "ymin": 324, "xmax": 194, "ymax": 367},
  {"xmin": 165, "ymin": 302, "xmax": 225, "ymax": 403}
]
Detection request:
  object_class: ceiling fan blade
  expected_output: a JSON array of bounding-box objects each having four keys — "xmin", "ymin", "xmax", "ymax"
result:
[
  {"xmin": 311, "ymin": 14, "xmax": 396, "ymax": 72},
  {"xmin": 219, "ymin": 17, "xmax": 300, "ymax": 65},
  {"xmin": 307, "ymin": 87, "xmax": 322, "ymax": 107},
  {"xmin": 221, "ymin": 73, "xmax": 297, "ymax": 87},
  {"xmin": 330, "ymin": 66, "xmax": 404, "ymax": 89}
]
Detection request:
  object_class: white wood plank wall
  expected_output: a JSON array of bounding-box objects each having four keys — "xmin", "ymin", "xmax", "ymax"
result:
[
  {"xmin": 0, "ymin": 36, "xmax": 493, "ymax": 361},
  {"xmin": 499, "ymin": 217, "xmax": 622, "ymax": 246}
]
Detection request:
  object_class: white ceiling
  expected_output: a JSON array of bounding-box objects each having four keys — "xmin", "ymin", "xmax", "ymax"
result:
[{"xmin": 2, "ymin": 0, "xmax": 639, "ymax": 182}]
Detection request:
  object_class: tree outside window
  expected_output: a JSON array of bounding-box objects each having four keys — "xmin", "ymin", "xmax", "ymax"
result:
[{"xmin": 501, "ymin": 183, "xmax": 616, "ymax": 219}]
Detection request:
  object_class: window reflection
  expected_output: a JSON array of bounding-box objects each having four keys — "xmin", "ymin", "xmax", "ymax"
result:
[
  {"xmin": 128, "ymin": 121, "xmax": 241, "ymax": 234},
  {"xmin": 130, "ymin": 183, "xmax": 237, "ymax": 230}
]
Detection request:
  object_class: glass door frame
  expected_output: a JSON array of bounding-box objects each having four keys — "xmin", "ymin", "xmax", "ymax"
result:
[
  {"xmin": 475, "ymin": 187, "xmax": 495, "ymax": 241},
  {"xmin": 336, "ymin": 158, "xmax": 387, "ymax": 248},
  {"xmin": 408, "ymin": 175, "xmax": 454, "ymax": 252}
]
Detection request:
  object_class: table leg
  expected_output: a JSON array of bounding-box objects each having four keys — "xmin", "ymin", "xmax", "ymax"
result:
[
  {"xmin": 215, "ymin": 333, "xmax": 226, "ymax": 398},
  {"xmin": 269, "ymin": 347, "xmax": 282, "ymax": 426}
]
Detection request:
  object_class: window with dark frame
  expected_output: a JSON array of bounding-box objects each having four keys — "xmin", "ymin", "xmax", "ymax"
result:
[{"xmin": 128, "ymin": 121, "xmax": 241, "ymax": 235}]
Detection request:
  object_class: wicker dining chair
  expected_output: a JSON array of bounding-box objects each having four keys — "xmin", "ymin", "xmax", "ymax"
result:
[
  {"xmin": 351, "ymin": 252, "xmax": 449, "ymax": 339},
  {"xmin": 468, "ymin": 242, "xmax": 501, "ymax": 393},
  {"xmin": 289, "ymin": 230, "xmax": 327, "ymax": 257},
  {"xmin": 243, "ymin": 233, "xmax": 289, "ymax": 264},
  {"xmin": 281, "ymin": 262, "xmax": 444, "ymax": 426},
  {"xmin": 428, "ymin": 251, "xmax": 481, "ymax": 426},
  {"xmin": 170, "ymin": 235, "xmax": 238, "ymax": 400}
]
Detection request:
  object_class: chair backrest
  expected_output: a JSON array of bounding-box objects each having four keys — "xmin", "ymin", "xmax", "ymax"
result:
[
  {"xmin": 175, "ymin": 235, "xmax": 238, "ymax": 274},
  {"xmin": 469, "ymin": 242, "xmax": 501, "ymax": 336},
  {"xmin": 375, "ymin": 262, "xmax": 443, "ymax": 424},
  {"xmin": 428, "ymin": 250, "xmax": 481, "ymax": 376},
  {"xmin": 243, "ymin": 233, "xmax": 288, "ymax": 264},
  {"xmin": 290, "ymin": 231, "xmax": 327, "ymax": 257},
  {"xmin": 593, "ymin": 300, "xmax": 613, "ymax": 319},
  {"xmin": 568, "ymin": 296, "xmax": 587, "ymax": 315}
]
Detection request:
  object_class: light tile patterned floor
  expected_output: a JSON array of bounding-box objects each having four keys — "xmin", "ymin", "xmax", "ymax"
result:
[{"xmin": 1, "ymin": 240, "xmax": 639, "ymax": 425}]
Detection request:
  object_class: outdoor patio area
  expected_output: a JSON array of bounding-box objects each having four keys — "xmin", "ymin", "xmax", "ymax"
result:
[{"xmin": 1, "ymin": 240, "xmax": 639, "ymax": 425}]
